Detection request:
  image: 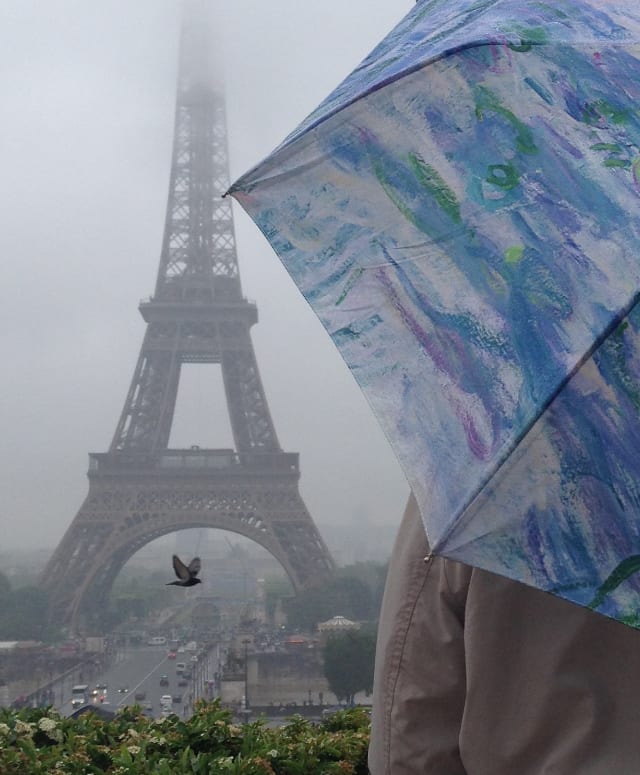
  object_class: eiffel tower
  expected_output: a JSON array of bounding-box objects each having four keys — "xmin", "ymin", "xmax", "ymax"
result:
[{"xmin": 41, "ymin": 0, "xmax": 334, "ymax": 630}]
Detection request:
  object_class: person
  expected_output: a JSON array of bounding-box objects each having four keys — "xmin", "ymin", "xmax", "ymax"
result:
[{"xmin": 368, "ymin": 494, "xmax": 640, "ymax": 774}]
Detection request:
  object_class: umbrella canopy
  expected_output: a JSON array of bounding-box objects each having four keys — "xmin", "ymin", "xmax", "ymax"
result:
[{"xmin": 229, "ymin": 0, "xmax": 640, "ymax": 627}]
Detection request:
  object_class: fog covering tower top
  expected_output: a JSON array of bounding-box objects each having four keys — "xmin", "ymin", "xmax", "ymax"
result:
[
  {"xmin": 41, "ymin": 0, "xmax": 334, "ymax": 630},
  {"xmin": 154, "ymin": 0, "xmax": 239, "ymax": 296}
]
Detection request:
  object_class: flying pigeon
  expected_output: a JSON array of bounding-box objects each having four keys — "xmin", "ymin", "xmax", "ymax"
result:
[{"xmin": 167, "ymin": 555, "xmax": 202, "ymax": 587}]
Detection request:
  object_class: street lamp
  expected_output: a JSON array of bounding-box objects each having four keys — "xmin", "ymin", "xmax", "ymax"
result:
[{"xmin": 241, "ymin": 638, "xmax": 251, "ymax": 722}]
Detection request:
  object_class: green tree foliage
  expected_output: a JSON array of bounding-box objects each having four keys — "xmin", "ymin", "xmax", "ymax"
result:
[
  {"xmin": 0, "ymin": 586, "xmax": 54, "ymax": 641},
  {"xmin": 340, "ymin": 561, "xmax": 388, "ymax": 609},
  {"xmin": 323, "ymin": 628, "xmax": 376, "ymax": 705},
  {"xmin": 282, "ymin": 562, "xmax": 387, "ymax": 632},
  {"xmin": 284, "ymin": 575, "xmax": 372, "ymax": 631}
]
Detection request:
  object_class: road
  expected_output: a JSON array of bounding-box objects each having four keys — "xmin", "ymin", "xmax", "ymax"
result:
[{"xmin": 57, "ymin": 645, "xmax": 215, "ymax": 719}]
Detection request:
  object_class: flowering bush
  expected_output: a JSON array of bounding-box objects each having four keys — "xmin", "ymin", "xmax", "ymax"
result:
[{"xmin": 0, "ymin": 700, "xmax": 370, "ymax": 774}]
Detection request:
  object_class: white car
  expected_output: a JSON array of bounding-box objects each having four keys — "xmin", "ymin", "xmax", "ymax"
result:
[{"xmin": 160, "ymin": 694, "xmax": 173, "ymax": 708}]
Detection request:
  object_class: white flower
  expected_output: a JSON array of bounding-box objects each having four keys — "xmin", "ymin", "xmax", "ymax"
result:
[
  {"xmin": 127, "ymin": 744, "xmax": 141, "ymax": 755},
  {"xmin": 0, "ymin": 722, "xmax": 10, "ymax": 737},
  {"xmin": 149, "ymin": 735, "xmax": 167, "ymax": 745},
  {"xmin": 267, "ymin": 749, "xmax": 279, "ymax": 757},
  {"xmin": 38, "ymin": 717, "xmax": 58, "ymax": 732},
  {"xmin": 14, "ymin": 719, "xmax": 35, "ymax": 736}
]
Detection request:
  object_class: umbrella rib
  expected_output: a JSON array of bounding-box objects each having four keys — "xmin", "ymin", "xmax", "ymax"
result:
[{"xmin": 431, "ymin": 287, "xmax": 640, "ymax": 556}]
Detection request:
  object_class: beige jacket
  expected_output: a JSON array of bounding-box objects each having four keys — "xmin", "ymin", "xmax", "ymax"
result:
[{"xmin": 369, "ymin": 496, "xmax": 640, "ymax": 774}]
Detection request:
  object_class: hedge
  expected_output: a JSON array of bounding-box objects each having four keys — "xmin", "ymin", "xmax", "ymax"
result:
[{"xmin": 0, "ymin": 700, "xmax": 370, "ymax": 774}]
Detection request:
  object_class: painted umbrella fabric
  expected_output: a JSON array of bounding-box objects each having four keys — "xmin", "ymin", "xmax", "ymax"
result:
[{"xmin": 230, "ymin": 0, "xmax": 640, "ymax": 627}]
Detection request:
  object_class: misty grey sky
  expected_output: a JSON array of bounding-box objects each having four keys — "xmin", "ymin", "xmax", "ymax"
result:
[{"xmin": 0, "ymin": 0, "xmax": 412, "ymax": 552}]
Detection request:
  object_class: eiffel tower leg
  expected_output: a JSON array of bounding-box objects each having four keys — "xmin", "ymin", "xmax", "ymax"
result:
[
  {"xmin": 111, "ymin": 335, "xmax": 182, "ymax": 454},
  {"xmin": 222, "ymin": 332, "xmax": 279, "ymax": 452}
]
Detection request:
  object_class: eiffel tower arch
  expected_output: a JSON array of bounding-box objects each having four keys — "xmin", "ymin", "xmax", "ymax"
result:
[{"xmin": 40, "ymin": 0, "xmax": 334, "ymax": 630}]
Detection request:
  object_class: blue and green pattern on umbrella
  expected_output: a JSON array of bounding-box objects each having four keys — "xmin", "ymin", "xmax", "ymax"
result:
[{"xmin": 230, "ymin": 0, "xmax": 640, "ymax": 626}]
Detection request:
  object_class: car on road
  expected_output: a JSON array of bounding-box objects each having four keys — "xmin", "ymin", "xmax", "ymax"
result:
[
  {"xmin": 167, "ymin": 651, "xmax": 176, "ymax": 659},
  {"xmin": 172, "ymin": 694, "xmax": 182, "ymax": 704},
  {"xmin": 91, "ymin": 684, "xmax": 108, "ymax": 699},
  {"xmin": 118, "ymin": 686, "xmax": 129, "ymax": 694},
  {"xmin": 160, "ymin": 694, "xmax": 172, "ymax": 709},
  {"xmin": 182, "ymin": 670, "xmax": 192, "ymax": 680},
  {"xmin": 71, "ymin": 684, "xmax": 89, "ymax": 708},
  {"xmin": 92, "ymin": 687, "xmax": 107, "ymax": 704},
  {"xmin": 178, "ymin": 677, "xmax": 188, "ymax": 687},
  {"xmin": 159, "ymin": 675, "xmax": 169, "ymax": 687},
  {"xmin": 134, "ymin": 691, "xmax": 146, "ymax": 701},
  {"xmin": 176, "ymin": 662, "xmax": 186, "ymax": 673}
]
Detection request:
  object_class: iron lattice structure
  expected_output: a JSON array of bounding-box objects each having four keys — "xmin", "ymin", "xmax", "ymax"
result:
[{"xmin": 41, "ymin": 1, "xmax": 334, "ymax": 629}]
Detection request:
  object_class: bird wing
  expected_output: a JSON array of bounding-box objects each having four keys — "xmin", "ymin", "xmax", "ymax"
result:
[
  {"xmin": 188, "ymin": 557, "xmax": 201, "ymax": 577},
  {"xmin": 172, "ymin": 554, "xmax": 191, "ymax": 581}
]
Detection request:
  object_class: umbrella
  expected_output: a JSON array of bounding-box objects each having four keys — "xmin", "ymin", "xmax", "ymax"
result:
[{"xmin": 229, "ymin": 0, "xmax": 640, "ymax": 627}]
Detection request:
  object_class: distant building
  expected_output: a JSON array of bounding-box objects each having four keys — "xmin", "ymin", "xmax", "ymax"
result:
[{"xmin": 0, "ymin": 641, "xmax": 46, "ymax": 708}]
